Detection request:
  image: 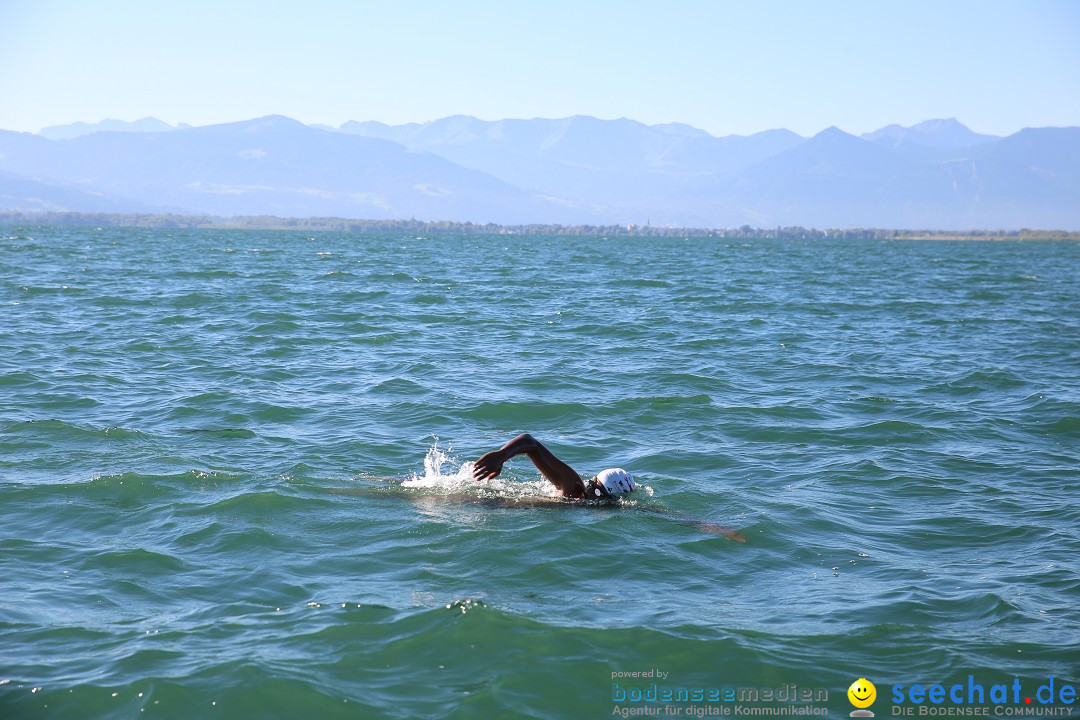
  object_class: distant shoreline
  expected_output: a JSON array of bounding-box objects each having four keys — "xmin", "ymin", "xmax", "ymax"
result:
[{"xmin": 1, "ymin": 211, "xmax": 1077, "ymax": 241}]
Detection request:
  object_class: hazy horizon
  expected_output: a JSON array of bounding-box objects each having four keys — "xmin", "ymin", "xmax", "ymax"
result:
[
  {"xmin": 2, "ymin": 1, "xmax": 1078, "ymax": 138},
  {"xmin": 5, "ymin": 111, "xmax": 1077, "ymax": 229},
  {"xmin": 27, "ymin": 113, "xmax": 1055, "ymax": 140},
  {"xmin": 3, "ymin": 1, "xmax": 1078, "ymax": 230}
]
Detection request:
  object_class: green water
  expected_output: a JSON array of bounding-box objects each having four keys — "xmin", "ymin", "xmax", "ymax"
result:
[{"xmin": 1, "ymin": 228, "xmax": 1078, "ymax": 718}]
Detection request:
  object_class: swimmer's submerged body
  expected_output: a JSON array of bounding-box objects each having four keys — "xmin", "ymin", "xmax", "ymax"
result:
[{"xmin": 472, "ymin": 433, "xmax": 746, "ymax": 541}]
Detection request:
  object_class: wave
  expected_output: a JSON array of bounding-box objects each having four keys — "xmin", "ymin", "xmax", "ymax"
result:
[
  {"xmin": 5, "ymin": 597, "xmax": 1074, "ymax": 719},
  {"xmin": 183, "ymin": 428, "xmax": 258, "ymax": 439}
]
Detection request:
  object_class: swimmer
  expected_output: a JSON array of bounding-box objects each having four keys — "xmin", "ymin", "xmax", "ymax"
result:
[
  {"xmin": 472, "ymin": 433, "xmax": 634, "ymax": 499},
  {"xmin": 332, "ymin": 434, "xmax": 746, "ymax": 541},
  {"xmin": 472, "ymin": 433, "xmax": 746, "ymax": 541}
]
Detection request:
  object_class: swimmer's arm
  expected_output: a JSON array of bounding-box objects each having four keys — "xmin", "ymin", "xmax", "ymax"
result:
[
  {"xmin": 472, "ymin": 433, "xmax": 586, "ymax": 498},
  {"xmin": 637, "ymin": 505, "xmax": 747, "ymax": 542},
  {"xmin": 696, "ymin": 521, "xmax": 747, "ymax": 542}
]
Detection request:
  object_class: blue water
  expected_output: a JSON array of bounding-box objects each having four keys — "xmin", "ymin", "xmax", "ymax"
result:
[{"xmin": 1, "ymin": 227, "xmax": 1078, "ymax": 718}]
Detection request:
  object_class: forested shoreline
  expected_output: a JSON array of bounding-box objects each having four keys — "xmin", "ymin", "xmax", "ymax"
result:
[{"xmin": 1, "ymin": 211, "xmax": 1076, "ymax": 241}]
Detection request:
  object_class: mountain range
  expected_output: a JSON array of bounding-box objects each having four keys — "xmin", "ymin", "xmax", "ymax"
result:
[{"xmin": 1, "ymin": 115, "xmax": 1077, "ymax": 229}]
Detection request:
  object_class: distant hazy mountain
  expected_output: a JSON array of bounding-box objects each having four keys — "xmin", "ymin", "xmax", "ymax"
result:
[
  {"xmin": 676, "ymin": 126, "xmax": 918, "ymax": 227},
  {"xmin": 861, "ymin": 118, "xmax": 999, "ymax": 150},
  {"xmin": 2, "ymin": 114, "xmax": 1078, "ymax": 229},
  {"xmin": 336, "ymin": 115, "xmax": 804, "ymax": 220},
  {"xmin": 2, "ymin": 116, "xmax": 577, "ymax": 223},
  {"xmin": 38, "ymin": 117, "xmax": 189, "ymax": 140},
  {"xmin": 652, "ymin": 122, "xmax": 715, "ymax": 139},
  {"xmin": 956, "ymin": 127, "xmax": 1080, "ymax": 229},
  {"xmin": 673, "ymin": 124, "xmax": 1079, "ymax": 228},
  {"xmin": 0, "ymin": 169, "xmax": 163, "ymax": 213},
  {"xmin": 337, "ymin": 116, "xmax": 804, "ymax": 181}
]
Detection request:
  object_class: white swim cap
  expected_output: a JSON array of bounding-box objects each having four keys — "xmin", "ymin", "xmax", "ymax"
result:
[{"xmin": 592, "ymin": 468, "xmax": 636, "ymax": 497}]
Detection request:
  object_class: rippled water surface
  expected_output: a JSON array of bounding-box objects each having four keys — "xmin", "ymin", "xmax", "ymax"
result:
[{"xmin": 2, "ymin": 228, "xmax": 1078, "ymax": 718}]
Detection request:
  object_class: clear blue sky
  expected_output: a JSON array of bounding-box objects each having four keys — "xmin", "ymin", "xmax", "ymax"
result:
[{"xmin": 1, "ymin": 0, "xmax": 1077, "ymax": 137}]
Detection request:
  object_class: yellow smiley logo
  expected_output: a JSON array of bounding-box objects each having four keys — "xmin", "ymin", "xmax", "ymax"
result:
[{"xmin": 848, "ymin": 678, "xmax": 877, "ymax": 709}]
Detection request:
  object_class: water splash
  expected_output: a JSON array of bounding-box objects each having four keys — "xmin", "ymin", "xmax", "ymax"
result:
[
  {"xmin": 402, "ymin": 441, "xmax": 560, "ymax": 499},
  {"xmin": 401, "ymin": 440, "xmax": 470, "ymax": 488}
]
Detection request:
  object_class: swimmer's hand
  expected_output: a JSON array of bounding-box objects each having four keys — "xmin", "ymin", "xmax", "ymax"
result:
[
  {"xmin": 472, "ymin": 450, "xmax": 507, "ymax": 481},
  {"xmin": 700, "ymin": 522, "xmax": 747, "ymax": 542}
]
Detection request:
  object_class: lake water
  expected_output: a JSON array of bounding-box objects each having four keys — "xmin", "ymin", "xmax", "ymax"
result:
[{"xmin": 2, "ymin": 227, "xmax": 1078, "ymax": 718}]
